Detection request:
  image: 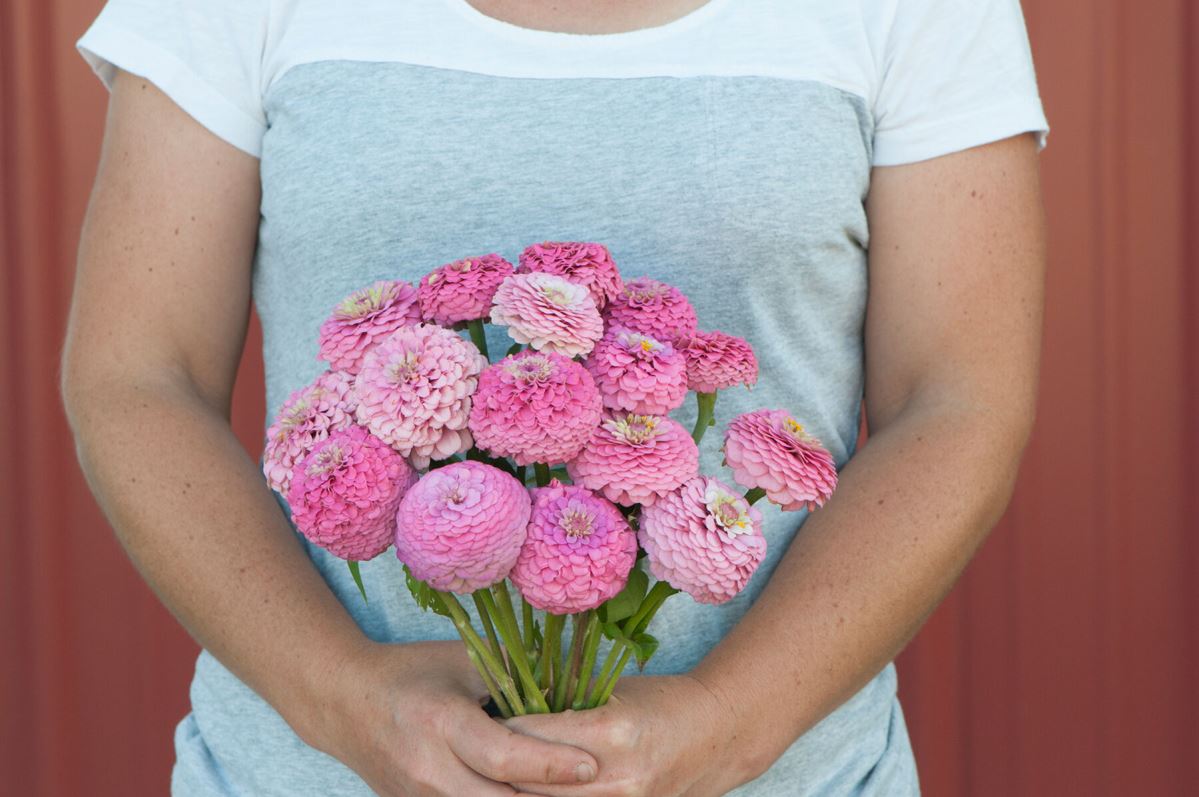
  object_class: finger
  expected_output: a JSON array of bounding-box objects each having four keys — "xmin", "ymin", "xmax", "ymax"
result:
[{"xmin": 448, "ymin": 708, "xmax": 598, "ymax": 786}]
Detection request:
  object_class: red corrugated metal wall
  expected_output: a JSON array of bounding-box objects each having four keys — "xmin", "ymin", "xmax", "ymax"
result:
[{"xmin": 2, "ymin": 1, "xmax": 1195, "ymax": 794}]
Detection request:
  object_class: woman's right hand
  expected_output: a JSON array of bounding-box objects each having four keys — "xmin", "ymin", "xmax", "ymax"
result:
[{"xmin": 294, "ymin": 640, "xmax": 599, "ymax": 796}]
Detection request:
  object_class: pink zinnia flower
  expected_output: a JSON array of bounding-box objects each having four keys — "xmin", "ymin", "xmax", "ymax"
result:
[
  {"xmin": 518, "ymin": 241, "xmax": 623, "ymax": 310},
  {"xmin": 603, "ymin": 277, "xmax": 698, "ymax": 342},
  {"xmin": 287, "ymin": 426, "xmax": 417, "ymax": 561},
  {"xmin": 263, "ymin": 371, "xmax": 358, "ymax": 495},
  {"xmin": 583, "ymin": 326, "xmax": 688, "ymax": 415},
  {"xmin": 469, "ymin": 350, "xmax": 603, "ymax": 466},
  {"xmin": 490, "ymin": 272, "xmax": 603, "ymax": 357},
  {"xmin": 354, "ymin": 324, "xmax": 487, "ymax": 470},
  {"xmin": 394, "ymin": 461, "xmax": 531, "ymax": 593},
  {"xmin": 418, "ymin": 253, "xmax": 514, "ymax": 326},
  {"xmin": 638, "ymin": 476, "xmax": 766, "ymax": 605},
  {"xmin": 677, "ymin": 330, "xmax": 758, "ymax": 393},
  {"xmin": 318, "ymin": 281, "xmax": 422, "ymax": 374},
  {"xmin": 510, "ymin": 481, "xmax": 637, "ymax": 614},
  {"xmin": 567, "ymin": 412, "xmax": 698, "ymax": 507},
  {"xmin": 724, "ymin": 409, "xmax": 838, "ymax": 512}
]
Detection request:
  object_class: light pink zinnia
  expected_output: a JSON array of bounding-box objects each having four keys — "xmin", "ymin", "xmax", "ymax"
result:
[
  {"xmin": 510, "ymin": 481, "xmax": 637, "ymax": 614},
  {"xmin": 583, "ymin": 326, "xmax": 688, "ymax": 415},
  {"xmin": 638, "ymin": 476, "xmax": 766, "ymax": 605},
  {"xmin": 469, "ymin": 350, "xmax": 603, "ymax": 466},
  {"xmin": 490, "ymin": 272, "xmax": 603, "ymax": 357},
  {"xmin": 394, "ymin": 461, "xmax": 531, "ymax": 593},
  {"xmin": 318, "ymin": 281, "xmax": 422, "ymax": 374},
  {"xmin": 677, "ymin": 330, "xmax": 759, "ymax": 393},
  {"xmin": 354, "ymin": 324, "xmax": 487, "ymax": 470},
  {"xmin": 724, "ymin": 409, "xmax": 838, "ymax": 512},
  {"xmin": 418, "ymin": 253, "xmax": 514, "ymax": 326},
  {"xmin": 286, "ymin": 426, "xmax": 417, "ymax": 561},
  {"xmin": 263, "ymin": 370, "xmax": 358, "ymax": 495},
  {"xmin": 603, "ymin": 277, "xmax": 698, "ymax": 342},
  {"xmin": 517, "ymin": 241, "xmax": 623, "ymax": 310},
  {"xmin": 567, "ymin": 412, "xmax": 698, "ymax": 507}
]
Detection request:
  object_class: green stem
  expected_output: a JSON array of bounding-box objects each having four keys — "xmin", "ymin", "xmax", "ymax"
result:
[
  {"xmin": 626, "ymin": 581, "xmax": 678, "ymax": 634},
  {"xmin": 591, "ymin": 647, "xmax": 633, "ymax": 708},
  {"xmin": 467, "ymin": 318, "xmax": 490, "ymax": 360},
  {"xmin": 555, "ymin": 612, "xmax": 588, "ymax": 711},
  {"xmin": 534, "ymin": 462, "xmax": 552, "ymax": 487},
  {"xmin": 571, "ymin": 612, "xmax": 603, "ymax": 710},
  {"xmin": 435, "ymin": 591, "xmax": 524, "ymax": 715},
  {"xmin": 541, "ymin": 613, "xmax": 565, "ymax": 694},
  {"xmin": 691, "ymin": 391, "xmax": 718, "ymax": 445},
  {"xmin": 587, "ymin": 582, "xmax": 678, "ymax": 708},
  {"xmin": 522, "ymin": 597, "xmax": 536, "ymax": 653},
  {"xmin": 482, "ymin": 585, "xmax": 550, "ymax": 713},
  {"xmin": 472, "ymin": 593, "xmax": 506, "ymax": 671},
  {"xmin": 744, "ymin": 486, "xmax": 767, "ymax": 506}
]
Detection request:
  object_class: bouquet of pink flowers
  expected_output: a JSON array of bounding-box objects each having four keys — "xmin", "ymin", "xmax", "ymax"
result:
[{"xmin": 264, "ymin": 242, "xmax": 839, "ymax": 716}]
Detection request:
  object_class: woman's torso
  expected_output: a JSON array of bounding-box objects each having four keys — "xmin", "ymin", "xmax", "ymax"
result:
[{"xmin": 127, "ymin": 0, "xmax": 921, "ymax": 792}]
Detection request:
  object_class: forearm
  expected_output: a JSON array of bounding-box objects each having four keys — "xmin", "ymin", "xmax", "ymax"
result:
[
  {"xmin": 66, "ymin": 373, "xmax": 371, "ymax": 736},
  {"xmin": 692, "ymin": 396, "xmax": 1030, "ymax": 777}
]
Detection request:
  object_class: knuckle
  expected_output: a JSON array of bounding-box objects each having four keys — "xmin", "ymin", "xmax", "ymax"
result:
[{"xmin": 483, "ymin": 745, "xmax": 512, "ymax": 777}]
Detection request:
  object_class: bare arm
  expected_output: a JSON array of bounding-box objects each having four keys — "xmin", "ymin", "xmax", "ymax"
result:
[
  {"xmin": 693, "ymin": 132, "xmax": 1047, "ymax": 777},
  {"xmin": 62, "ymin": 70, "xmax": 596, "ymax": 797},
  {"xmin": 505, "ymin": 133, "xmax": 1046, "ymax": 796}
]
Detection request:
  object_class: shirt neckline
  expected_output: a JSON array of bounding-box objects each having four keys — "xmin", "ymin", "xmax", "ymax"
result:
[{"xmin": 442, "ymin": 0, "xmax": 734, "ymax": 48}]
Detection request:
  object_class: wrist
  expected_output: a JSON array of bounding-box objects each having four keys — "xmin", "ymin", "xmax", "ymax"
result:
[
  {"xmin": 275, "ymin": 631, "xmax": 382, "ymax": 751},
  {"xmin": 686, "ymin": 667, "xmax": 777, "ymax": 785}
]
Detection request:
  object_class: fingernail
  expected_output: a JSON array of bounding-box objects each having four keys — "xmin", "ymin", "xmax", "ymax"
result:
[{"xmin": 575, "ymin": 762, "xmax": 596, "ymax": 783}]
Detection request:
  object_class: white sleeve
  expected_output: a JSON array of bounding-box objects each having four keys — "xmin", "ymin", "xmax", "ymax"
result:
[
  {"xmin": 869, "ymin": 0, "xmax": 1048, "ymax": 166},
  {"xmin": 76, "ymin": 0, "xmax": 269, "ymax": 157}
]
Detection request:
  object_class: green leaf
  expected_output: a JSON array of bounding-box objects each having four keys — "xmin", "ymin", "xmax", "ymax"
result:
[
  {"xmin": 505, "ymin": 343, "xmax": 523, "ymax": 357},
  {"xmin": 347, "ymin": 560, "xmax": 368, "ymax": 603},
  {"xmin": 403, "ymin": 565, "xmax": 450, "ymax": 617},
  {"xmin": 602, "ymin": 567, "xmax": 648, "ymax": 624},
  {"xmin": 632, "ymin": 632, "xmax": 659, "ymax": 671},
  {"xmin": 601, "ymin": 621, "xmax": 625, "ymax": 642}
]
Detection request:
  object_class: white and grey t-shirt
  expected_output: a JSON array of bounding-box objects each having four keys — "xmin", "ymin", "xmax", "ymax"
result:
[{"xmin": 78, "ymin": 1, "xmax": 1048, "ymax": 794}]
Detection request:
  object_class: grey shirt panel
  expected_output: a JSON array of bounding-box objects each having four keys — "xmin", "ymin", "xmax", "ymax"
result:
[{"xmin": 175, "ymin": 61, "xmax": 919, "ymax": 796}]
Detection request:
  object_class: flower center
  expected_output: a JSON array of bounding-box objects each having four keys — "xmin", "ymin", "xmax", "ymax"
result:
[
  {"xmin": 782, "ymin": 416, "xmax": 813, "ymax": 443},
  {"xmin": 452, "ymin": 258, "xmax": 474, "ymax": 273},
  {"xmin": 307, "ymin": 443, "xmax": 346, "ymax": 476},
  {"xmin": 705, "ymin": 489, "xmax": 753, "ymax": 535},
  {"xmin": 505, "ymin": 354, "xmax": 553, "ymax": 381},
  {"xmin": 560, "ymin": 507, "xmax": 595, "ymax": 539},
  {"xmin": 541, "ymin": 285, "xmax": 572, "ymax": 306},
  {"xmin": 620, "ymin": 330, "xmax": 662, "ymax": 355},
  {"xmin": 336, "ymin": 283, "xmax": 391, "ymax": 319},
  {"xmin": 608, "ymin": 413, "xmax": 661, "ymax": 445},
  {"xmin": 386, "ymin": 352, "xmax": 422, "ymax": 382},
  {"xmin": 624, "ymin": 280, "xmax": 665, "ymax": 303}
]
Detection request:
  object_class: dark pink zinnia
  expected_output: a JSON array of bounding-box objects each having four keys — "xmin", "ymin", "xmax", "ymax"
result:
[
  {"xmin": 510, "ymin": 481, "xmax": 637, "ymax": 614},
  {"xmin": 723, "ymin": 409, "xmax": 838, "ymax": 512},
  {"xmin": 566, "ymin": 412, "xmax": 699, "ymax": 507},
  {"xmin": 468, "ymin": 350, "xmax": 603, "ymax": 466},
  {"xmin": 603, "ymin": 276, "xmax": 698, "ymax": 342},
  {"xmin": 418, "ymin": 253, "xmax": 514, "ymax": 326},
  {"xmin": 677, "ymin": 330, "xmax": 759, "ymax": 393},
  {"xmin": 518, "ymin": 241, "xmax": 623, "ymax": 310},
  {"xmin": 583, "ymin": 326, "xmax": 688, "ymax": 415},
  {"xmin": 318, "ymin": 280, "xmax": 422, "ymax": 374},
  {"xmin": 287, "ymin": 426, "xmax": 417, "ymax": 562}
]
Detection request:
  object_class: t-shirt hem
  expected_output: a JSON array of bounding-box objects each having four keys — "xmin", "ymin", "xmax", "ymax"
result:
[
  {"xmin": 871, "ymin": 98, "xmax": 1049, "ymax": 166},
  {"xmin": 76, "ymin": 23, "xmax": 265, "ymax": 158}
]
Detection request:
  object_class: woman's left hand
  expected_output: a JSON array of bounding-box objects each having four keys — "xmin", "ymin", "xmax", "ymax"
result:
[{"xmin": 504, "ymin": 674, "xmax": 762, "ymax": 797}]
